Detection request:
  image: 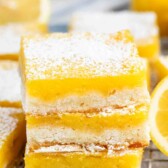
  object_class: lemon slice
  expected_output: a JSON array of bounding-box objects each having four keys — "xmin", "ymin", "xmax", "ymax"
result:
[
  {"xmin": 152, "ymin": 56, "xmax": 168, "ymax": 80},
  {"xmin": 0, "ymin": 0, "xmax": 50, "ymax": 27},
  {"xmin": 150, "ymin": 77, "xmax": 168, "ymax": 155}
]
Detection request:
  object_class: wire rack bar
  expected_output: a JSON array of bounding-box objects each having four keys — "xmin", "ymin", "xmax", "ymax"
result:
[{"xmin": 142, "ymin": 142, "xmax": 168, "ymax": 168}]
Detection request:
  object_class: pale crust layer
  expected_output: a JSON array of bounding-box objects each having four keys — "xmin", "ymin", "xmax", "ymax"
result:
[
  {"xmin": 27, "ymin": 122, "xmax": 149, "ymax": 152},
  {"xmin": 23, "ymin": 86, "xmax": 150, "ymax": 115}
]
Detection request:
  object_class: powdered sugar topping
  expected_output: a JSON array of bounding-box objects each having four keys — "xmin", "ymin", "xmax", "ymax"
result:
[
  {"xmin": 0, "ymin": 23, "xmax": 41, "ymax": 55},
  {"xmin": 70, "ymin": 11, "xmax": 158, "ymax": 41},
  {"xmin": 0, "ymin": 61, "xmax": 21, "ymax": 103},
  {"xmin": 0, "ymin": 108, "xmax": 22, "ymax": 147},
  {"xmin": 23, "ymin": 32, "xmax": 144, "ymax": 80}
]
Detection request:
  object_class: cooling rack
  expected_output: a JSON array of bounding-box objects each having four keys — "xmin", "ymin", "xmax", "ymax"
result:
[{"xmin": 142, "ymin": 142, "xmax": 168, "ymax": 168}]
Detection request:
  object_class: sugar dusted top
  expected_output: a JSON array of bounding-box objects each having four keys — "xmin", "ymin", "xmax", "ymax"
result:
[
  {"xmin": 22, "ymin": 31, "xmax": 146, "ymax": 80},
  {"xmin": 0, "ymin": 23, "xmax": 42, "ymax": 55},
  {"xmin": 70, "ymin": 11, "xmax": 158, "ymax": 40},
  {"xmin": 0, "ymin": 61, "xmax": 21, "ymax": 103},
  {"xmin": 0, "ymin": 108, "xmax": 22, "ymax": 147}
]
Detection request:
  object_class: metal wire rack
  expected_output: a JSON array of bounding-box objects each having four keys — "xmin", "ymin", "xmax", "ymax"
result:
[{"xmin": 142, "ymin": 142, "xmax": 168, "ymax": 168}]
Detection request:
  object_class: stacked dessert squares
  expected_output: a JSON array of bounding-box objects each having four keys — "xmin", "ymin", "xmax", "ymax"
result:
[
  {"xmin": 0, "ymin": 107, "xmax": 26, "ymax": 167},
  {"xmin": 20, "ymin": 30, "xmax": 150, "ymax": 168},
  {"xmin": 0, "ymin": 0, "xmax": 50, "ymax": 167},
  {"xmin": 0, "ymin": 61, "xmax": 26, "ymax": 167},
  {"xmin": 69, "ymin": 11, "xmax": 160, "ymax": 60}
]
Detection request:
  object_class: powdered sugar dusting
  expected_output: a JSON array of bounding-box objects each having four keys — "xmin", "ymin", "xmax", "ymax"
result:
[
  {"xmin": 0, "ymin": 23, "xmax": 41, "ymax": 55},
  {"xmin": 23, "ymin": 32, "xmax": 144, "ymax": 80},
  {"xmin": 0, "ymin": 107, "xmax": 22, "ymax": 147},
  {"xmin": 70, "ymin": 11, "xmax": 158, "ymax": 40},
  {"xmin": 0, "ymin": 61, "xmax": 21, "ymax": 103}
]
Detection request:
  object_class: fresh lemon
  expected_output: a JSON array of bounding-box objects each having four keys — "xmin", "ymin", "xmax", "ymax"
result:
[{"xmin": 150, "ymin": 76, "xmax": 168, "ymax": 156}]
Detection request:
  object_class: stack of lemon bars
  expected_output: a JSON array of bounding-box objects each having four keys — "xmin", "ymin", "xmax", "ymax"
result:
[
  {"xmin": 0, "ymin": 61, "xmax": 26, "ymax": 167},
  {"xmin": 0, "ymin": 0, "xmax": 49, "ymax": 167},
  {"xmin": 19, "ymin": 30, "xmax": 150, "ymax": 168}
]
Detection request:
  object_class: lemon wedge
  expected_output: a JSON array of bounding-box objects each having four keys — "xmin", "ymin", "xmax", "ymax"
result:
[{"xmin": 150, "ymin": 77, "xmax": 168, "ymax": 156}]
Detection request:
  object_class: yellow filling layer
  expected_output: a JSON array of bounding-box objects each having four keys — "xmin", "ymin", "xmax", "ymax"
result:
[
  {"xmin": 27, "ymin": 106, "xmax": 148, "ymax": 131},
  {"xmin": 25, "ymin": 150, "xmax": 142, "ymax": 168},
  {"xmin": 0, "ymin": 113, "xmax": 26, "ymax": 168},
  {"xmin": 26, "ymin": 71, "xmax": 146, "ymax": 102},
  {"xmin": 137, "ymin": 35, "xmax": 160, "ymax": 59}
]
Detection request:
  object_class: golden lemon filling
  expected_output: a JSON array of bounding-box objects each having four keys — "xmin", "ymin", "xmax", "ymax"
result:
[
  {"xmin": 0, "ymin": 108, "xmax": 26, "ymax": 168},
  {"xmin": 137, "ymin": 35, "xmax": 160, "ymax": 60},
  {"xmin": 25, "ymin": 149, "xmax": 142, "ymax": 168},
  {"xmin": 27, "ymin": 106, "xmax": 148, "ymax": 131},
  {"xmin": 26, "ymin": 73, "xmax": 146, "ymax": 102}
]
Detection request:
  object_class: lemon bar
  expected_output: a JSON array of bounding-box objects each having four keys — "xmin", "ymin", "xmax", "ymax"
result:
[
  {"xmin": 0, "ymin": 107, "xmax": 26, "ymax": 168},
  {"xmin": 25, "ymin": 144, "xmax": 143, "ymax": 168},
  {"xmin": 131, "ymin": 0, "xmax": 168, "ymax": 37},
  {"xmin": 69, "ymin": 11, "xmax": 160, "ymax": 60},
  {"xmin": 0, "ymin": 60, "xmax": 21, "ymax": 107},
  {"xmin": 26, "ymin": 105, "xmax": 149, "ymax": 150},
  {"xmin": 0, "ymin": 0, "xmax": 50, "ymax": 31},
  {"xmin": 20, "ymin": 30, "xmax": 150, "ymax": 115},
  {"xmin": 0, "ymin": 23, "xmax": 46, "ymax": 60}
]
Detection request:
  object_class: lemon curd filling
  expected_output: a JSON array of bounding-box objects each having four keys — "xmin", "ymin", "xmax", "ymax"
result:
[
  {"xmin": 137, "ymin": 35, "xmax": 160, "ymax": 60},
  {"xmin": 27, "ymin": 106, "xmax": 148, "ymax": 131},
  {"xmin": 25, "ymin": 149, "xmax": 142, "ymax": 168},
  {"xmin": 0, "ymin": 117, "xmax": 25, "ymax": 167},
  {"xmin": 0, "ymin": 108, "xmax": 26, "ymax": 168},
  {"xmin": 26, "ymin": 72, "xmax": 146, "ymax": 102}
]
